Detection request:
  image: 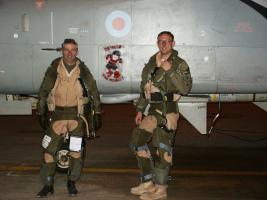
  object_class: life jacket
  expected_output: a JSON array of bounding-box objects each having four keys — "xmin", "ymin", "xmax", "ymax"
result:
[{"xmin": 46, "ymin": 58, "xmax": 89, "ymax": 115}]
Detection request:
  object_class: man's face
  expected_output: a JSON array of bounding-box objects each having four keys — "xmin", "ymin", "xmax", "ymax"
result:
[
  {"xmin": 157, "ymin": 34, "xmax": 175, "ymax": 55},
  {"xmin": 62, "ymin": 43, "xmax": 78, "ymax": 64}
]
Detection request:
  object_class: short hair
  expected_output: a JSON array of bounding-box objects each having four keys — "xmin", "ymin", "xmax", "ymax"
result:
[
  {"xmin": 61, "ymin": 38, "xmax": 78, "ymax": 49},
  {"xmin": 157, "ymin": 31, "xmax": 174, "ymax": 41}
]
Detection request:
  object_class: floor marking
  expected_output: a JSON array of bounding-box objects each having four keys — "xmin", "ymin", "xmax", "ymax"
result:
[{"xmin": 1, "ymin": 165, "xmax": 267, "ymax": 176}]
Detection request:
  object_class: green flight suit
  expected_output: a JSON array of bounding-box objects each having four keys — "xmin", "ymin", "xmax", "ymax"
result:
[
  {"xmin": 37, "ymin": 57, "xmax": 101, "ymax": 185},
  {"xmin": 130, "ymin": 49, "xmax": 192, "ymax": 185}
]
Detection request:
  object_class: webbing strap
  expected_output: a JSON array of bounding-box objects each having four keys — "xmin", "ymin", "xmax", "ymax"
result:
[
  {"xmin": 159, "ymin": 143, "xmax": 173, "ymax": 154},
  {"xmin": 137, "ymin": 144, "xmax": 149, "ymax": 152},
  {"xmin": 80, "ymin": 115, "xmax": 89, "ymax": 138},
  {"xmin": 150, "ymin": 92, "xmax": 174, "ymax": 102},
  {"xmin": 141, "ymin": 173, "xmax": 153, "ymax": 182}
]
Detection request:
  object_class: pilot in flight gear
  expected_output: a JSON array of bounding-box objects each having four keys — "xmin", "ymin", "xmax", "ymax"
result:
[
  {"xmin": 130, "ymin": 31, "xmax": 192, "ymax": 200},
  {"xmin": 36, "ymin": 39, "xmax": 101, "ymax": 198}
]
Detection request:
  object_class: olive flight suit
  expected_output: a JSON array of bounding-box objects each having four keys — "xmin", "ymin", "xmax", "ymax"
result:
[
  {"xmin": 37, "ymin": 57, "xmax": 101, "ymax": 186},
  {"xmin": 130, "ymin": 49, "xmax": 192, "ymax": 185}
]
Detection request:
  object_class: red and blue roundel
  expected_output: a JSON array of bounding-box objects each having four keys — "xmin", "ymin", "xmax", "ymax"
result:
[{"xmin": 105, "ymin": 10, "xmax": 132, "ymax": 38}]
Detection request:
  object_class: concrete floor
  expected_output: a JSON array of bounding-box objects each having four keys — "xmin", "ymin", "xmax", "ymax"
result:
[{"xmin": 0, "ymin": 103, "xmax": 267, "ymax": 199}]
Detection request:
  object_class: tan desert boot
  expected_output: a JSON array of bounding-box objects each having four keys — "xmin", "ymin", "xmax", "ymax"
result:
[
  {"xmin": 130, "ymin": 181, "xmax": 156, "ymax": 195},
  {"xmin": 139, "ymin": 184, "xmax": 167, "ymax": 200}
]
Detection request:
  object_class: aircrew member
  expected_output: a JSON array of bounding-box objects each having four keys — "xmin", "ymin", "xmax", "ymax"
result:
[
  {"xmin": 36, "ymin": 38, "xmax": 102, "ymax": 197},
  {"xmin": 130, "ymin": 31, "xmax": 192, "ymax": 200}
]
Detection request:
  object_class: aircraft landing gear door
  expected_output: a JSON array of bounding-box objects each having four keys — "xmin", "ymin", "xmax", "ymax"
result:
[
  {"xmin": 98, "ymin": 45, "xmax": 131, "ymax": 94},
  {"xmin": 32, "ymin": 11, "xmax": 57, "ymax": 92}
]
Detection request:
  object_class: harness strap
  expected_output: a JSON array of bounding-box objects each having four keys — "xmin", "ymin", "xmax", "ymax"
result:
[
  {"xmin": 141, "ymin": 174, "xmax": 153, "ymax": 182},
  {"xmin": 80, "ymin": 115, "xmax": 90, "ymax": 138},
  {"xmin": 149, "ymin": 92, "xmax": 174, "ymax": 102},
  {"xmin": 159, "ymin": 142, "xmax": 173, "ymax": 154},
  {"xmin": 137, "ymin": 144, "xmax": 150, "ymax": 152}
]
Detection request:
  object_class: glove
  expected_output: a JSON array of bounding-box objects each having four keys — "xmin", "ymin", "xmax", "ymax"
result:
[
  {"xmin": 38, "ymin": 114, "xmax": 49, "ymax": 130},
  {"xmin": 93, "ymin": 114, "xmax": 102, "ymax": 131}
]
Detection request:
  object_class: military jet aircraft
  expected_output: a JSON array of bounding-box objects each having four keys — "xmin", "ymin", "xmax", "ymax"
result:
[{"xmin": 0, "ymin": 0, "xmax": 266, "ymax": 134}]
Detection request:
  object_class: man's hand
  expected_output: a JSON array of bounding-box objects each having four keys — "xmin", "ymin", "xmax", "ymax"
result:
[
  {"xmin": 94, "ymin": 113, "xmax": 102, "ymax": 131},
  {"xmin": 38, "ymin": 114, "xmax": 49, "ymax": 130},
  {"xmin": 135, "ymin": 111, "xmax": 143, "ymax": 125},
  {"xmin": 156, "ymin": 52, "xmax": 172, "ymax": 71}
]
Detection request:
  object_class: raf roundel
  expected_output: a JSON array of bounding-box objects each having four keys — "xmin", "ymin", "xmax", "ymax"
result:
[{"xmin": 105, "ymin": 10, "xmax": 132, "ymax": 38}]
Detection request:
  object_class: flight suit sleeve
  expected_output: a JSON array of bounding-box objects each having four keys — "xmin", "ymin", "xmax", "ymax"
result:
[
  {"xmin": 165, "ymin": 60, "xmax": 192, "ymax": 95},
  {"xmin": 37, "ymin": 66, "xmax": 57, "ymax": 115},
  {"xmin": 82, "ymin": 66, "xmax": 101, "ymax": 113},
  {"xmin": 136, "ymin": 66, "xmax": 149, "ymax": 113}
]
